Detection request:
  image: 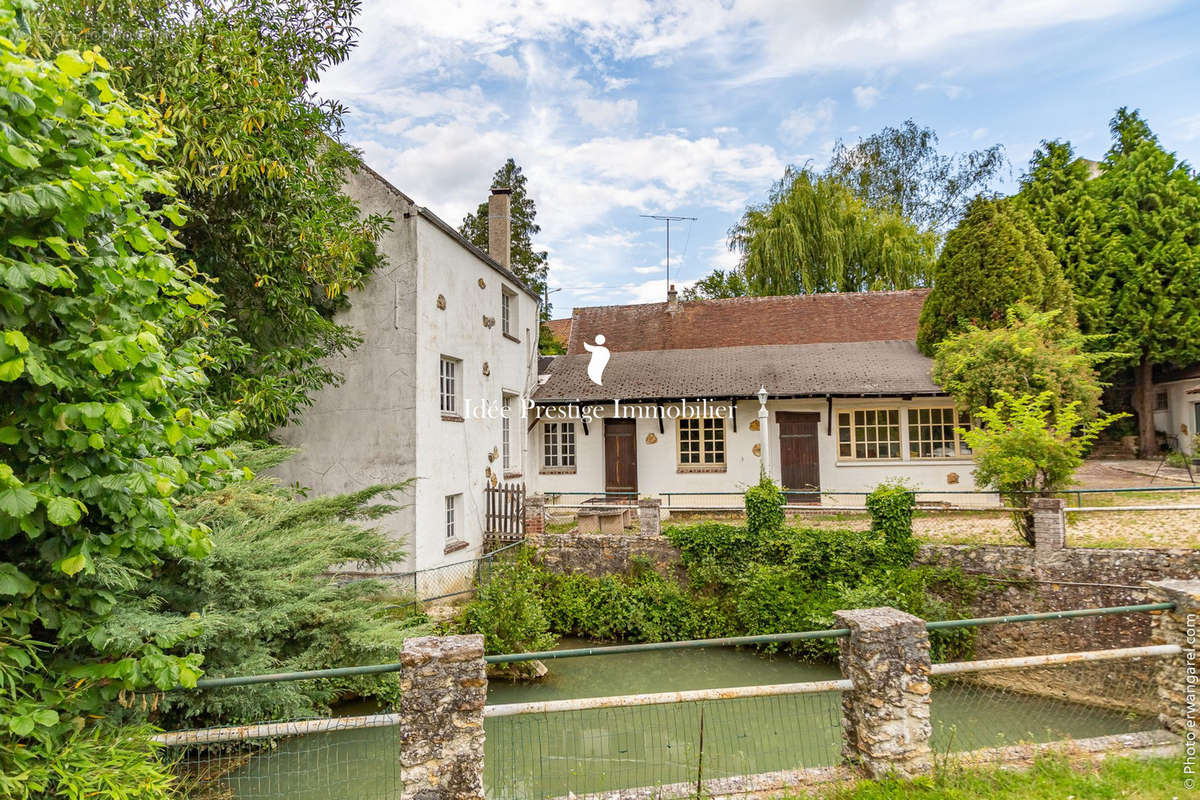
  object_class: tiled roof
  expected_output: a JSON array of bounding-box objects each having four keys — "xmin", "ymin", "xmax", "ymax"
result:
[
  {"xmin": 544, "ymin": 318, "xmax": 572, "ymax": 346},
  {"xmin": 564, "ymin": 289, "xmax": 930, "ymax": 355},
  {"xmin": 532, "ymin": 340, "xmax": 940, "ymax": 402}
]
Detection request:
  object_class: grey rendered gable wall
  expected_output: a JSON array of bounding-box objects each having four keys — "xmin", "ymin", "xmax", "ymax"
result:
[{"xmin": 272, "ymin": 166, "xmax": 420, "ymax": 571}]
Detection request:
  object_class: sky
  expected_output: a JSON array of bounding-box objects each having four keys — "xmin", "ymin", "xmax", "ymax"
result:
[{"xmin": 316, "ymin": 0, "xmax": 1200, "ymax": 318}]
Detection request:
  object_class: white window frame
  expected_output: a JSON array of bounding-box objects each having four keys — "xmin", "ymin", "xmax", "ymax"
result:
[
  {"xmin": 907, "ymin": 406, "xmax": 971, "ymax": 459},
  {"xmin": 677, "ymin": 417, "xmax": 726, "ymax": 468},
  {"xmin": 445, "ymin": 494, "xmax": 459, "ymax": 540},
  {"xmin": 501, "ymin": 287, "xmax": 517, "ymax": 339},
  {"xmin": 439, "ymin": 356, "xmax": 460, "ymax": 416},
  {"xmin": 501, "ymin": 394, "xmax": 515, "ymax": 472},
  {"xmin": 837, "ymin": 408, "xmax": 902, "ymax": 461},
  {"xmin": 542, "ymin": 421, "xmax": 576, "ymax": 470}
]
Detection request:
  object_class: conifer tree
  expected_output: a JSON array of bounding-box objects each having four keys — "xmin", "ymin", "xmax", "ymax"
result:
[{"xmin": 917, "ymin": 197, "xmax": 1075, "ymax": 354}]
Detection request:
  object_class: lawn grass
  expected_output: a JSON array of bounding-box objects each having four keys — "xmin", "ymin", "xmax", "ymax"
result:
[{"xmin": 802, "ymin": 756, "xmax": 1186, "ymax": 800}]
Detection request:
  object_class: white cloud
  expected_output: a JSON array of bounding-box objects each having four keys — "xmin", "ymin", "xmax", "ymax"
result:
[
  {"xmin": 779, "ymin": 98, "xmax": 836, "ymax": 144},
  {"xmin": 574, "ymin": 97, "xmax": 638, "ymax": 129},
  {"xmin": 915, "ymin": 81, "xmax": 970, "ymax": 100},
  {"xmin": 852, "ymin": 85, "xmax": 881, "ymax": 109},
  {"xmin": 481, "ymin": 52, "xmax": 523, "ymax": 80}
]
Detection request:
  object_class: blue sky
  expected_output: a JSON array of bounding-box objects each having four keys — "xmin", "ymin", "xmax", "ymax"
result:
[{"xmin": 317, "ymin": 0, "xmax": 1200, "ymax": 317}]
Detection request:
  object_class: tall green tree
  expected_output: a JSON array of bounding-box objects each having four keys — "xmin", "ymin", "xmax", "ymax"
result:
[
  {"xmin": 460, "ymin": 158, "xmax": 550, "ymax": 316},
  {"xmin": 681, "ymin": 268, "xmax": 750, "ymax": 300},
  {"xmin": 1094, "ymin": 110, "xmax": 1200, "ymax": 454},
  {"xmin": 730, "ymin": 167, "xmax": 937, "ymax": 295},
  {"xmin": 828, "ymin": 119, "xmax": 1007, "ymax": 232},
  {"xmin": 1018, "ymin": 110, "xmax": 1200, "ymax": 454},
  {"xmin": 1015, "ymin": 142, "xmax": 1108, "ymax": 335},
  {"xmin": 917, "ymin": 197, "xmax": 1076, "ymax": 354},
  {"xmin": 0, "ymin": 6, "xmax": 239, "ymax": 792},
  {"xmin": 37, "ymin": 0, "xmax": 390, "ymax": 438}
]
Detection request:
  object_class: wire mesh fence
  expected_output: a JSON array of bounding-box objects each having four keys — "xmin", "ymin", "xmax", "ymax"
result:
[
  {"xmin": 164, "ymin": 716, "xmax": 401, "ymax": 800},
  {"xmin": 930, "ymin": 653, "xmax": 1165, "ymax": 754},
  {"xmin": 379, "ymin": 541, "xmax": 522, "ymax": 604},
  {"xmin": 483, "ymin": 689, "xmax": 844, "ymax": 800}
]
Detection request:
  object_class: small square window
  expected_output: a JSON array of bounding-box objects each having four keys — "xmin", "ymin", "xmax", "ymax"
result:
[{"xmin": 543, "ymin": 422, "xmax": 576, "ymax": 468}]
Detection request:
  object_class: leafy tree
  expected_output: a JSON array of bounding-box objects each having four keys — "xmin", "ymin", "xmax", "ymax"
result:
[
  {"xmin": 1015, "ymin": 142, "xmax": 1108, "ymax": 334},
  {"xmin": 828, "ymin": 119, "xmax": 1007, "ymax": 232},
  {"xmin": 917, "ymin": 197, "xmax": 1076, "ymax": 354},
  {"xmin": 538, "ymin": 322, "xmax": 566, "ymax": 354},
  {"xmin": 119, "ymin": 449, "xmax": 429, "ymax": 729},
  {"xmin": 460, "ymin": 158, "xmax": 550, "ymax": 315},
  {"xmin": 1091, "ymin": 110, "xmax": 1200, "ymax": 454},
  {"xmin": 963, "ymin": 393, "xmax": 1123, "ymax": 545},
  {"xmin": 0, "ymin": 6, "xmax": 239, "ymax": 793},
  {"xmin": 681, "ymin": 268, "xmax": 750, "ymax": 300},
  {"xmin": 37, "ymin": 0, "xmax": 390, "ymax": 438},
  {"xmin": 933, "ymin": 305, "xmax": 1109, "ymax": 421},
  {"xmin": 730, "ymin": 167, "xmax": 937, "ymax": 295}
]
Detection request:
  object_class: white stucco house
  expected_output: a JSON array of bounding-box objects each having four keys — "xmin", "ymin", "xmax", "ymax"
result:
[
  {"xmin": 275, "ymin": 165, "xmax": 541, "ymax": 578},
  {"xmin": 1151, "ymin": 364, "xmax": 1200, "ymax": 455},
  {"xmin": 529, "ymin": 288, "xmax": 980, "ymax": 507}
]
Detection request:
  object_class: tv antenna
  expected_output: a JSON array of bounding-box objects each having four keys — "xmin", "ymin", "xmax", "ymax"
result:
[{"xmin": 640, "ymin": 214, "xmax": 697, "ymax": 295}]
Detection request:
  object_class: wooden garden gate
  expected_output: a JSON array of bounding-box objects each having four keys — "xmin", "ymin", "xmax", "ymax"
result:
[{"xmin": 484, "ymin": 482, "xmax": 525, "ymax": 548}]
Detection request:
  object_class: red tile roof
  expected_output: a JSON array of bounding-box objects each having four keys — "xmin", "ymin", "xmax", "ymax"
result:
[
  {"xmin": 544, "ymin": 318, "xmax": 572, "ymax": 346},
  {"xmin": 564, "ymin": 289, "xmax": 931, "ymax": 355}
]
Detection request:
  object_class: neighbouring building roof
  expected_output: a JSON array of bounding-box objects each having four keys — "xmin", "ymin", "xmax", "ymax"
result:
[
  {"xmin": 1156, "ymin": 363, "xmax": 1200, "ymax": 384},
  {"xmin": 533, "ymin": 340, "xmax": 941, "ymax": 403},
  {"xmin": 545, "ymin": 318, "xmax": 572, "ymax": 346},
  {"xmin": 563, "ymin": 289, "xmax": 930, "ymax": 355}
]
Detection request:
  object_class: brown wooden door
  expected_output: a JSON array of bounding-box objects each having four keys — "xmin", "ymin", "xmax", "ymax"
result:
[
  {"xmin": 604, "ymin": 419, "xmax": 638, "ymax": 497},
  {"xmin": 778, "ymin": 412, "xmax": 820, "ymax": 504}
]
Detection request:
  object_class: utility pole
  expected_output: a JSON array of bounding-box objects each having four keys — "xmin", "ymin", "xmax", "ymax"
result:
[{"xmin": 640, "ymin": 214, "xmax": 697, "ymax": 295}]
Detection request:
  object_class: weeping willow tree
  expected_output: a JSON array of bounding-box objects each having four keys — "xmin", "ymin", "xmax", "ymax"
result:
[{"xmin": 729, "ymin": 167, "xmax": 937, "ymax": 295}]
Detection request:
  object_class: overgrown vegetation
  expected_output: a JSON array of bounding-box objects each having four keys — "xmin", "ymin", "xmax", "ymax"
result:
[
  {"xmin": 0, "ymin": 4, "xmax": 239, "ymax": 792},
  {"xmin": 458, "ymin": 549, "xmax": 556, "ymax": 677},
  {"xmin": 462, "ymin": 482, "xmax": 980, "ymax": 664},
  {"xmin": 114, "ymin": 448, "xmax": 431, "ymax": 729}
]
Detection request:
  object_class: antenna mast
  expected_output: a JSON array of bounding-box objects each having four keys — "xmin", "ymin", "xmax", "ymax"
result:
[{"xmin": 640, "ymin": 213, "xmax": 697, "ymax": 294}]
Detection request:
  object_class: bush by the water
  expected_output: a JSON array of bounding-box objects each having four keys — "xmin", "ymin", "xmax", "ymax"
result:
[
  {"xmin": 464, "ymin": 482, "xmax": 978, "ymax": 662},
  {"xmin": 458, "ymin": 550, "xmax": 557, "ymax": 675},
  {"xmin": 112, "ymin": 448, "xmax": 432, "ymax": 729}
]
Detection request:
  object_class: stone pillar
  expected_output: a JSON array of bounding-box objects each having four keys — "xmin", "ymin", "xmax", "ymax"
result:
[
  {"xmin": 1147, "ymin": 580, "xmax": 1200, "ymax": 735},
  {"xmin": 523, "ymin": 493, "xmax": 545, "ymax": 537},
  {"xmin": 1031, "ymin": 497, "xmax": 1066, "ymax": 558},
  {"xmin": 834, "ymin": 607, "xmax": 932, "ymax": 779},
  {"xmin": 637, "ymin": 497, "xmax": 661, "ymax": 537},
  {"xmin": 399, "ymin": 635, "xmax": 487, "ymax": 800}
]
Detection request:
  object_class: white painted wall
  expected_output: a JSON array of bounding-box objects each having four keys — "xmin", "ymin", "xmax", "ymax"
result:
[
  {"xmin": 528, "ymin": 397, "xmax": 982, "ymax": 507},
  {"xmin": 411, "ymin": 216, "xmax": 540, "ymax": 571},
  {"xmin": 1154, "ymin": 379, "xmax": 1200, "ymax": 454}
]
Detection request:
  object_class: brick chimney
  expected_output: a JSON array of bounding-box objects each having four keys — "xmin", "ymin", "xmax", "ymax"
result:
[
  {"xmin": 667, "ymin": 284, "xmax": 679, "ymax": 312},
  {"xmin": 488, "ymin": 187, "xmax": 512, "ymax": 269}
]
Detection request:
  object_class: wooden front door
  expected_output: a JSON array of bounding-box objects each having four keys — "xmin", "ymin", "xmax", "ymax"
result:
[
  {"xmin": 778, "ymin": 412, "xmax": 820, "ymax": 504},
  {"xmin": 604, "ymin": 419, "xmax": 638, "ymax": 497}
]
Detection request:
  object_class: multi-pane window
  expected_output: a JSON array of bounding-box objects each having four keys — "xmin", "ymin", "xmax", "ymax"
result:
[
  {"xmin": 837, "ymin": 409, "xmax": 901, "ymax": 460},
  {"xmin": 501, "ymin": 396, "xmax": 512, "ymax": 470},
  {"xmin": 1155, "ymin": 391, "xmax": 1169, "ymax": 411},
  {"xmin": 678, "ymin": 418, "xmax": 725, "ymax": 465},
  {"xmin": 439, "ymin": 356, "xmax": 459, "ymax": 415},
  {"xmin": 445, "ymin": 494, "xmax": 459, "ymax": 540},
  {"xmin": 908, "ymin": 407, "xmax": 970, "ymax": 459},
  {"xmin": 543, "ymin": 422, "xmax": 576, "ymax": 468},
  {"xmin": 501, "ymin": 289, "xmax": 515, "ymax": 337}
]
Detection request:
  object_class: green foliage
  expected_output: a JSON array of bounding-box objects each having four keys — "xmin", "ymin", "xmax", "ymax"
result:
[
  {"xmin": 681, "ymin": 268, "xmax": 750, "ymax": 301},
  {"xmin": 0, "ymin": 5, "xmax": 239, "ymax": 793},
  {"xmin": 866, "ymin": 481, "xmax": 918, "ymax": 565},
  {"xmin": 1017, "ymin": 110, "xmax": 1200, "ymax": 453},
  {"xmin": 460, "ymin": 158, "xmax": 549, "ymax": 314},
  {"xmin": 917, "ymin": 197, "xmax": 1076, "ymax": 354},
  {"xmin": 932, "ymin": 304, "xmax": 1109, "ymax": 421},
  {"xmin": 111, "ymin": 448, "xmax": 430, "ymax": 729},
  {"xmin": 459, "ymin": 550, "xmax": 557, "ymax": 676},
  {"xmin": 538, "ymin": 322, "xmax": 566, "ymax": 354},
  {"xmin": 745, "ymin": 473, "xmax": 785, "ymax": 536},
  {"xmin": 731, "ymin": 167, "xmax": 937, "ymax": 295},
  {"xmin": 963, "ymin": 392, "xmax": 1124, "ymax": 545},
  {"xmin": 828, "ymin": 119, "xmax": 1007, "ymax": 233},
  {"xmin": 37, "ymin": 0, "xmax": 391, "ymax": 437}
]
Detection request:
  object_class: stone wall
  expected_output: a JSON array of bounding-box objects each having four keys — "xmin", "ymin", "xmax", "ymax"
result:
[{"xmin": 526, "ymin": 531, "xmax": 683, "ymax": 579}]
